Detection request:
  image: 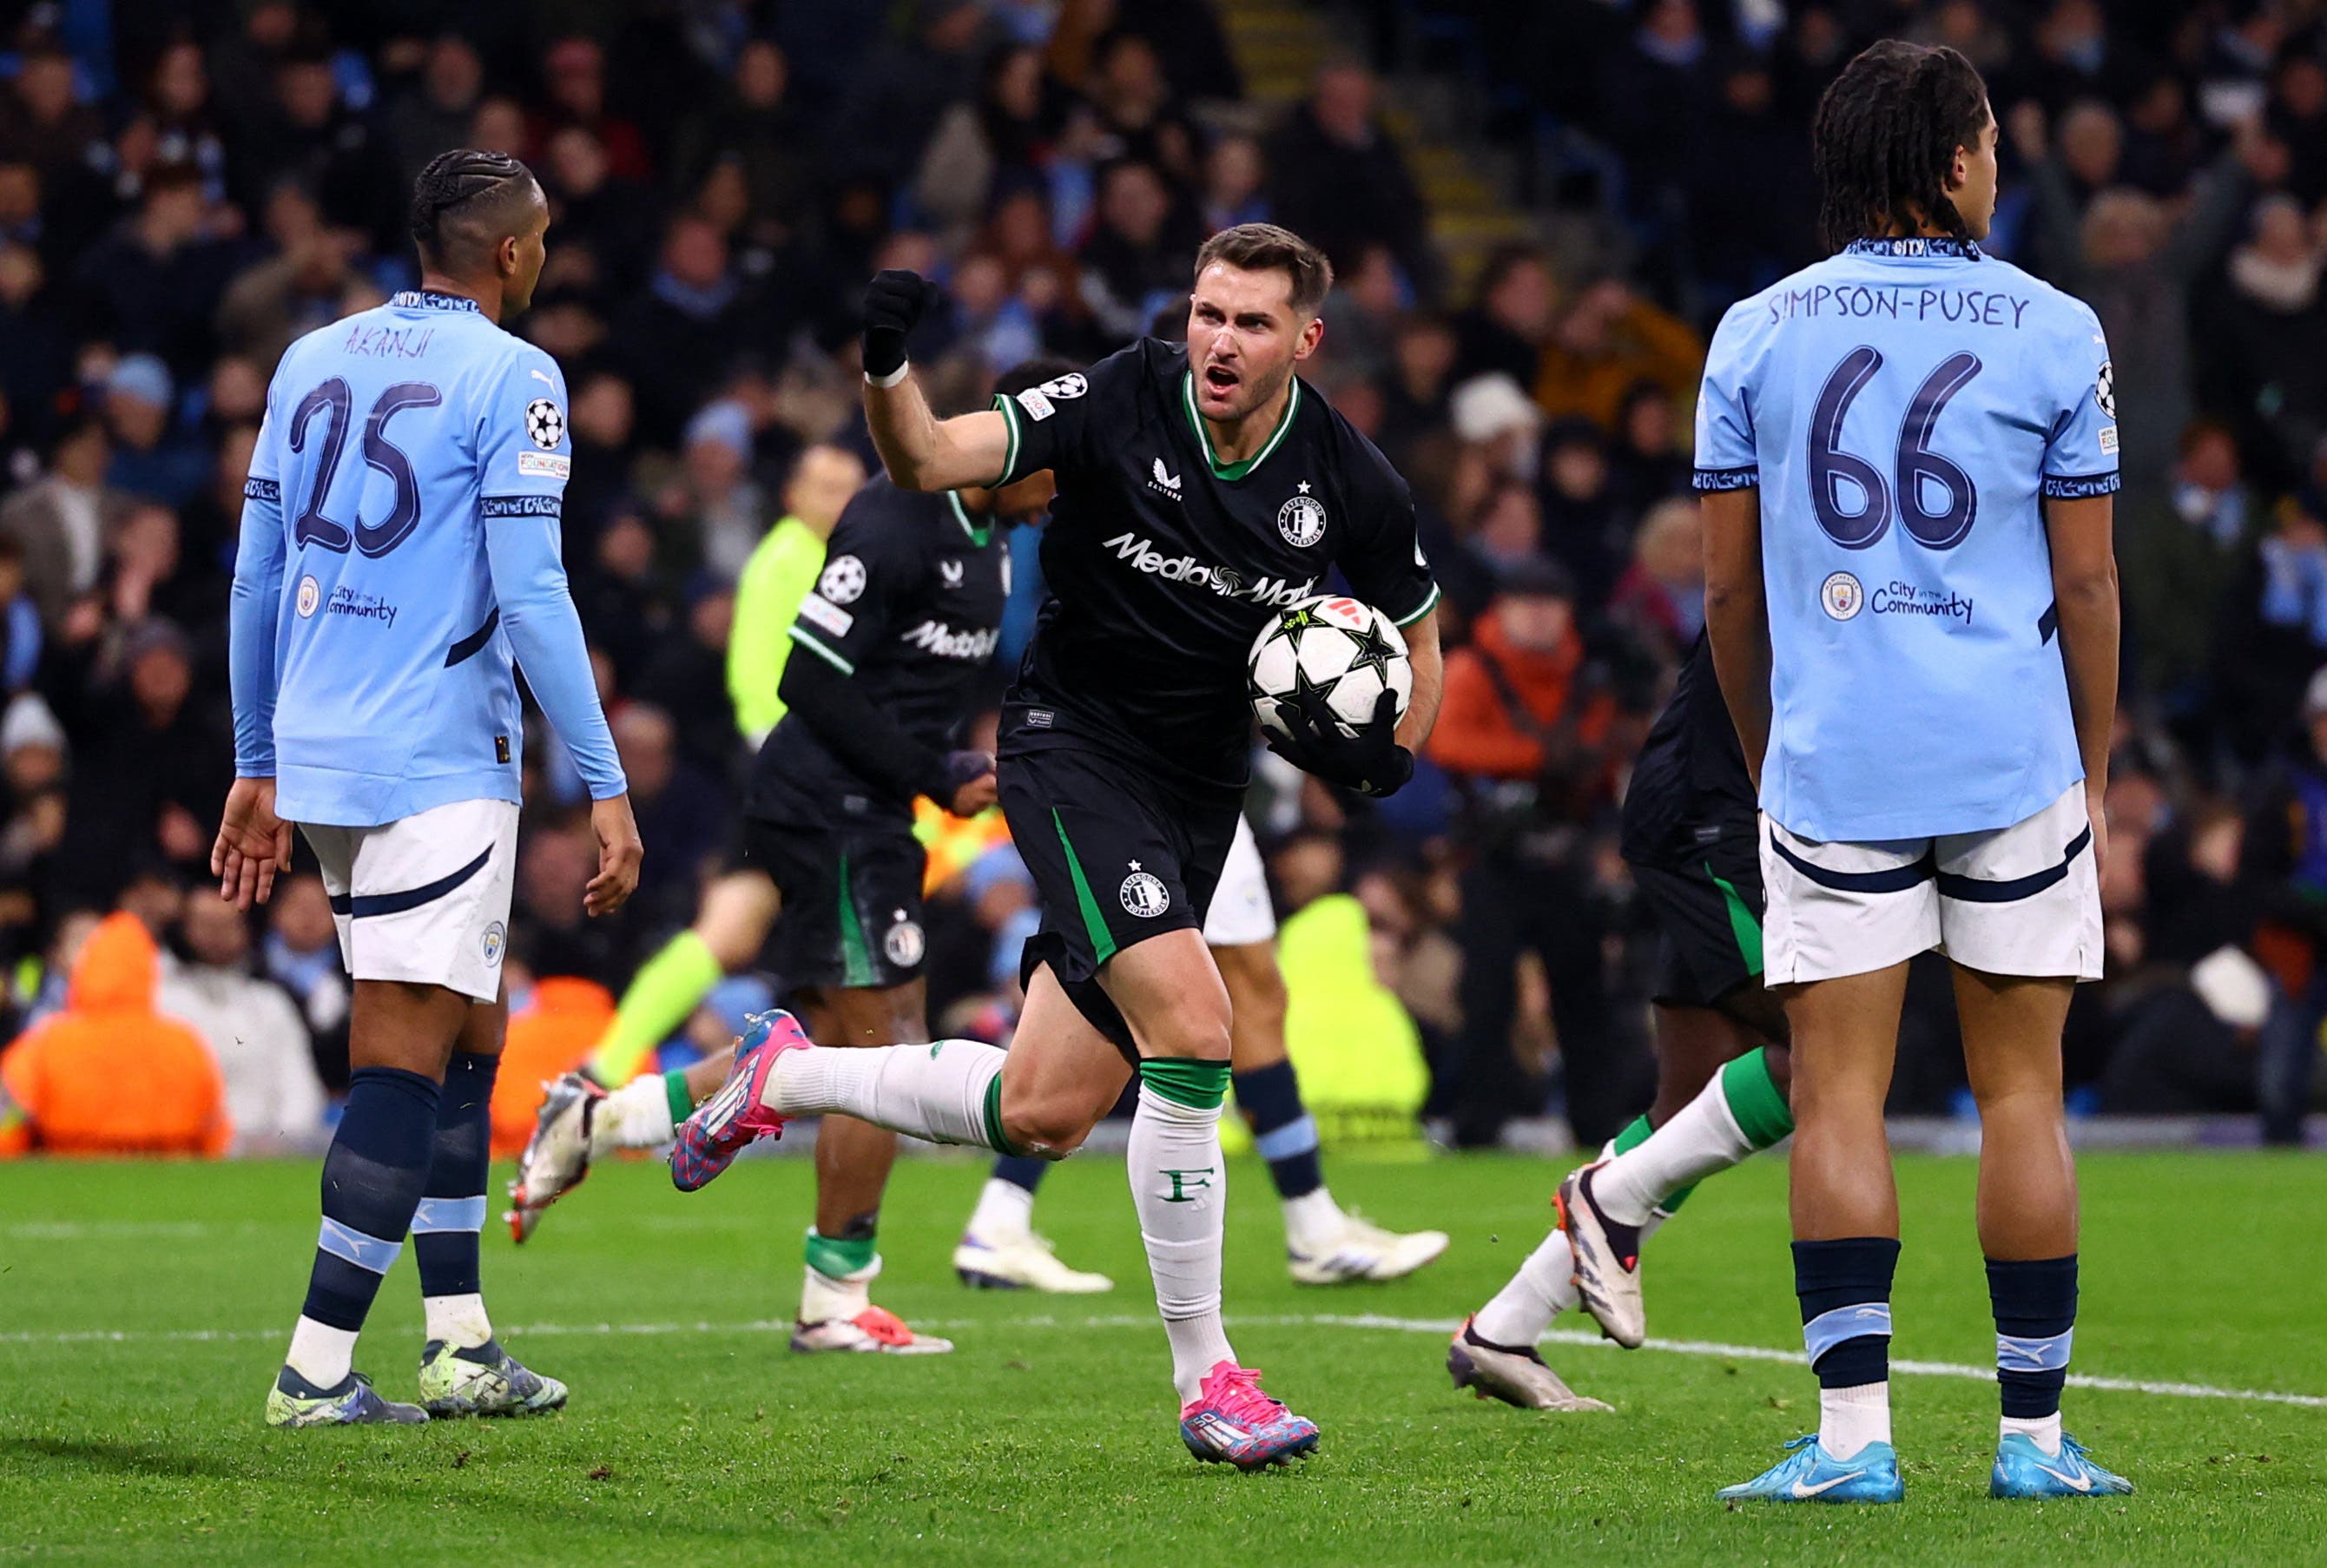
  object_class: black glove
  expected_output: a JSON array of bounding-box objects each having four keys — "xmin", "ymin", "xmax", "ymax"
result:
[
  {"xmin": 1265, "ymin": 687, "xmax": 1414, "ymax": 798},
  {"xmin": 862, "ymin": 269, "xmax": 939, "ymax": 379},
  {"xmin": 922, "ymin": 748, "xmax": 996, "ymax": 814}
]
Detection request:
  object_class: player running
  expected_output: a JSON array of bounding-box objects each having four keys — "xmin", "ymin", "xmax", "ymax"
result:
[
  {"xmin": 959, "ymin": 814, "xmax": 1449, "ymax": 1291},
  {"xmin": 670, "ymin": 224, "xmax": 1444, "ymax": 1468},
  {"xmin": 520, "ymin": 363, "xmax": 1114, "ymax": 1346},
  {"xmin": 1697, "ymin": 42, "xmax": 2129, "ymax": 1503},
  {"xmin": 1449, "ymin": 632, "xmax": 1793, "ymax": 1409},
  {"xmin": 217, "ymin": 148, "xmax": 640, "ymax": 1426},
  {"xmin": 518, "ymin": 803, "xmax": 1448, "ymax": 1294}
]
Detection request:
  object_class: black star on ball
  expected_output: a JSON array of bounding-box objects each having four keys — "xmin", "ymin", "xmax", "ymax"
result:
[{"xmin": 1342, "ymin": 618, "xmax": 1398, "ymax": 682}]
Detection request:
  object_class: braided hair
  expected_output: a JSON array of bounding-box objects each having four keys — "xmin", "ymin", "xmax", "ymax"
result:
[
  {"xmin": 409, "ymin": 148, "xmax": 538, "ymax": 271},
  {"xmin": 1811, "ymin": 42, "xmax": 1991, "ymax": 254}
]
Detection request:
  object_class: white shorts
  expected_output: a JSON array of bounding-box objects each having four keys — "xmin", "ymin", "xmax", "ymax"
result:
[
  {"xmin": 1202, "ymin": 815, "xmax": 1279, "ymax": 948},
  {"xmin": 301, "ymin": 798, "xmax": 521, "ymax": 1003},
  {"xmin": 1760, "ymin": 783, "xmax": 2101, "ymax": 985}
]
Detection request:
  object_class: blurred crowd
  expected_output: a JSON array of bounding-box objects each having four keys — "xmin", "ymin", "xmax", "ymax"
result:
[{"xmin": 0, "ymin": 0, "xmax": 2321, "ymax": 1158}]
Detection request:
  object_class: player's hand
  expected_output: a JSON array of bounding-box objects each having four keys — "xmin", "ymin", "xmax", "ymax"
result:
[
  {"xmin": 585, "ymin": 793, "xmax": 644, "ymax": 917},
  {"xmin": 1265, "ymin": 688, "xmax": 1414, "ymax": 799},
  {"xmin": 938, "ymin": 749, "xmax": 999, "ymax": 817},
  {"xmin": 211, "ymin": 776, "xmax": 292, "ymax": 911},
  {"xmin": 862, "ymin": 269, "xmax": 939, "ymax": 379}
]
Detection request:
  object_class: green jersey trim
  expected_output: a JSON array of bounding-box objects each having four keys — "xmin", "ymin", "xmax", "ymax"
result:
[
  {"xmin": 787, "ymin": 623, "xmax": 855, "ymax": 676},
  {"xmin": 1179, "ymin": 372, "xmax": 1302, "ymax": 481}
]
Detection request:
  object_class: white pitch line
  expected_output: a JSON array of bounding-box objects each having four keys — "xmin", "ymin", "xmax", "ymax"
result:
[{"xmin": 3, "ymin": 1310, "xmax": 2322, "ymax": 1411}]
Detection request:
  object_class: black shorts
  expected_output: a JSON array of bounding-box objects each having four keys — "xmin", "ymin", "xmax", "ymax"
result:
[
  {"xmin": 739, "ymin": 817, "xmax": 927, "ymax": 992},
  {"xmin": 999, "ymin": 734, "xmax": 1243, "ymax": 1062},
  {"xmin": 1632, "ymin": 844, "xmax": 1765, "ymax": 1011}
]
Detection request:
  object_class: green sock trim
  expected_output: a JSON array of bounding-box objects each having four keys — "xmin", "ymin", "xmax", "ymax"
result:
[
  {"xmin": 803, "ymin": 1229, "xmax": 878, "ymax": 1278},
  {"xmin": 982, "ymin": 1073, "xmax": 1024, "ymax": 1156},
  {"xmin": 663, "ymin": 1070, "xmax": 695, "ymax": 1126},
  {"xmin": 1658, "ymin": 1182, "xmax": 1697, "ymax": 1214},
  {"xmin": 1705, "ymin": 862, "xmax": 1764, "ymax": 977},
  {"xmin": 1609, "ymin": 1113, "xmax": 1655, "ymax": 1157},
  {"xmin": 1137, "ymin": 1057, "xmax": 1230, "ymax": 1110},
  {"xmin": 1720, "ymin": 1048, "xmax": 1795, "ymax": 1148},
  {"xmin": 590, "ymin": 929, "xmax": 724, "ymax": 1083}
]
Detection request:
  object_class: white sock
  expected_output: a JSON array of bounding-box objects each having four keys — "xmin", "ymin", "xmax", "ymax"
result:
[
  {"xmin": 593, "ymin": 1075, "xmax": 676, "ymax": 1155},
  {"xmin": 801, "ymin": 1254, "xmax": 877, "ymax": 1325},
  {"xmin": 1819, "ymin": 1381, "xmax": 1892, "ymax": 1459},
  {"xmin": 285, "ymin": 1315, "xmax": 358, "ymax": 1388},
  {"xmin": 762, "ymin": 1039, "xmax": 1007, "ymax": 1149},
  {"xmin": 2001, "ymin": 1411, "xmax": 2063, "ymax": 1455},
  {"xmin": 1282, "ymin": 1186, "xmax": 1344, "ymax": 1252},
  {"xmin": 1129, "ymin": 1083, "xmax": 1236, "ymax": 1402},
  {"xmin": 966, "ymin": 1176, "xmax": 1037, "ymax": 1240},
  {"xmin": 1473, "ymin": 1228, "xmax": 1580, "ymax": 1346},
  {"xmin": 1593, "ymin": 1080, "xmax": 1757, "ymax": 1229},
  {"xmin": 423, "ymin": 1292, "xmax": 493, "ymax": 1349}
]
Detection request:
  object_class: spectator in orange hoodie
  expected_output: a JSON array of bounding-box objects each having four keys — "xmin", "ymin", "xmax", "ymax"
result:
[
  {"xmin": 490, "ymin": 972, "xmax": 616, "ymax": 1157},
  {"xmin": 1429, "ymin": 559, "xmax": 1647, "ymax": 1147},
  {"xmin": 0, "ymin": 910, "xmax": 230, "ymax": 1156}
]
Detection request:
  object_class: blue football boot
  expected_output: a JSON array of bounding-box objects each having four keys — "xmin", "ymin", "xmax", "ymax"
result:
[
  {"xmin": 1990, "ymin": 1432, "xmax": 2133, "ymax": 1499},
  {"xmin": 1716, "ymin": 1434, "xmax": 1905, "ymax": 1504}
]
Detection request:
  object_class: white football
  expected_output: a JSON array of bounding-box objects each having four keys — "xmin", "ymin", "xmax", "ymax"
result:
[{"xmin": 1247, "ymin": 593, "xmax": 1413, "ymax": 742}]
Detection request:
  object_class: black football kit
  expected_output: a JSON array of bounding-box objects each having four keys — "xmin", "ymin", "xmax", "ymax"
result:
[
  {"xmin": 742, "ymin": 478, "xmax": 1007, "ymax": 991},
  {"xmin": 986, "ymin": 342, "xmax": 1439, "ymax": 1052}
]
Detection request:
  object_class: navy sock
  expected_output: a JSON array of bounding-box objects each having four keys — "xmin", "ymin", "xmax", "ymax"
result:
[
  {"xmin": 302, "ymin": 1067, "xmax": 441, "ymax": 1332},
  {"xmin": 990, "ymin": 1155, "xmax": 1049, "ymax": 1194},
  {"xmin": 413, "ymin": 1051, "xmax": 498, "ymax": 1300},
  {"xmin": 1794, "ymin": 1236, "xmax": 1901, "ymax": 1388},
  {"xmin": 1988, "ymin": 1254, "xmax": 2077, "ymax": 1419},
  {"xmin": 1233, "ymin": 1060, "xmax": 1322, "ymax": 1201}
]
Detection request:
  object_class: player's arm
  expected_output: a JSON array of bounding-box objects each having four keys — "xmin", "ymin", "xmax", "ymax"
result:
[
  {"xmin": 215, "ymin": 412, "xmax": 293, "ymax": 909},
  {"xmin": 1700, "ymin": 485, "xmax": 1770, "ymax": 791},
  {"xmin": 1692, "ymin": 303, "xmax": 1769, "ymax": 788},
  {"xmin": 2046, "ymin": 491, "xmax": 2119, "ymax": 869},
  {"xmin": 779, "ymin": 529, "xmax": 994, "ymax": 815},
  {"xmin": 860, "ymin": 269, "xmax": 1014, "ymax": 491},
  {"xmin": 2040, "ymin": 309, "xmax": 2123, "ymax": 870},
  {"xmin": 478, "ymin": 352, "xmax": 640, "ymax": 915},
  {"xmin": 1394, "ymin": 606, "xmax": 1444, "ymax": 754},
  {"xmin": 1291, "ymin": 453, "xmax": 1442, "ymax": 795}
]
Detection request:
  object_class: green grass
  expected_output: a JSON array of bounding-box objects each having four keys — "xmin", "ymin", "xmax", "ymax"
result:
[{"xmin": 2, "ymin": 1150, "xmax": 2323, "ymax": 1565}]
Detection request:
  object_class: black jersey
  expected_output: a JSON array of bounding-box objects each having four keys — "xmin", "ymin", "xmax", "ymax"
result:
[
  {"xmin": 991, "ymin": 341, "xmax": 1440, "ymax": 790},
  {"xmin": 1618, "ymin": 633, "xmax": 1759, "ymax": 870},
  {"xmin": 745, "ymin": 478, "xmax": 1006, "ymax": 827}
]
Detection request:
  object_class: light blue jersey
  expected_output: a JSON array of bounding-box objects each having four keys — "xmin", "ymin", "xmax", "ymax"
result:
[
  {"xmin": 230, "ymin": 290, "xmax": 624, "ymax": 827},
  {"xmin": 1695, "ymin": 237, "xmax": 2117, "ymax": 842}
]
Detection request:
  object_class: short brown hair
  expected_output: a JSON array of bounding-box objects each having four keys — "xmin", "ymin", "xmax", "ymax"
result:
[{"xmin": 1193, "ymin": 223, "xmax": 1335, "ymax": 316}]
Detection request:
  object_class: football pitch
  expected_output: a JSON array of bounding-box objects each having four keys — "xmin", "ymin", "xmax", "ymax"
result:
[{"xmin": 3, "ymin": 1150, "xmax": 2322, "ymax": 1565}]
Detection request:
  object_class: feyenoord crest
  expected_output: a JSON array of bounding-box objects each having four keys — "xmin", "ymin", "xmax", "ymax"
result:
[
  {"xmin": 883, "ymin": 916, "xmax": 925, "ymax": 969},
  {"xmin": 1821, "ymin": 570, "xmax": 1864, "ymax": 621},
  {"xmin": 1277, "ymin": 480, "xmax": 1327, "ymax": 547},
  {"xmin": 524, "ymin": 398, "xmax": 564, "ymax": 450},
  {"xmin": 1119, "ymin": 862, "xmax": 1170, "ymax": 918}
]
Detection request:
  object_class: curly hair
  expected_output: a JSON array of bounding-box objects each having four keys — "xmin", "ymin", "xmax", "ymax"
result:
[
  {"xmin": 409, "ymin": 148, "xmax": 537, "ymax": 270},
  {"xmin": 1811, "ymin": 42, "xmax": 1992, "ymax": 253}
]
